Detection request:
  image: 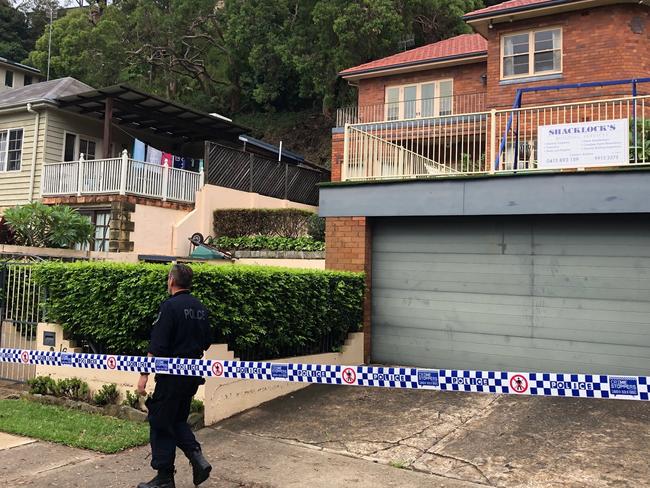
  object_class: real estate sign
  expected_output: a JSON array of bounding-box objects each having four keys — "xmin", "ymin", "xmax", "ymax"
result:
[{"xmin": 537, "ymin": 118, "xmax": 629, "ymax": 169}]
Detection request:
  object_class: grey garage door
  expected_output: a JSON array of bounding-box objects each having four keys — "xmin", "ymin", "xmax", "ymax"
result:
[{"xmin": 372, "ymin": 216, "xmax": 650, "ymax": 376}]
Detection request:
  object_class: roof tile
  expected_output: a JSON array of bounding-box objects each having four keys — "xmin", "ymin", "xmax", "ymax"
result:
[
  {"xmin": 465, "ymin": 0, "xmax": 563, "ymax": 19},
  {"xmin": 339, "ymin": 34, "xmax": 487, "ymax": 77}
]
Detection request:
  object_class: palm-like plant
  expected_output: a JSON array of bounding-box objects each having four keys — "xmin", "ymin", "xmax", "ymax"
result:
[{"xmin": 4, "ymin": 202, "xmax": 94, "ymax": 249}]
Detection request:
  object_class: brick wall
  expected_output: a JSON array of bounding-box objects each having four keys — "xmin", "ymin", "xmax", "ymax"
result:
[
  {"xmin": 327, "ymin": 134, "xmax": 373, "ymax": 361},
  {"xmin": 358, "ymin": 62, "xmax": 487, "ymax": 109},
  {"xmin": 325, "ymin": 217, "xmax": 372, "ymax": 362},
  {"xmin": 352, "ymin": 5, "xmax": 650, "ymax": 113},
  {"xmin": 486, "ymin": 5, "xmax": 650, "ymax": 109}
]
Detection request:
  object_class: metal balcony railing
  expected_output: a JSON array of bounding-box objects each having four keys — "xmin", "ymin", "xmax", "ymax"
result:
[
  {"xmin": 342, "ymin": 95, "xmax": 650, "ymax": 181},
  {"xmin": 336, "ymin": 93, "xmax": 487, "ymax": 127},
  {"xmin": 41, "ymin": 150, "xmax": 204, "ymax": 203}
]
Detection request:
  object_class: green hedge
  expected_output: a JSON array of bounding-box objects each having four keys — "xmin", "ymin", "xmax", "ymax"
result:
[
  {"xmin": 213, "ymin": 236, "xmax": 324, "ymax": 252},
  {"xmin": 33, "ymin": 262, "xmax": 364, "ymax": 358},
  {"xmin": 213, "ymin": 208, "xmax": 316, "ymax": 238}
]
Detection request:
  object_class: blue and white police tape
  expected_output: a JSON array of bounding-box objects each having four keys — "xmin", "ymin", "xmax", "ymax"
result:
[{"xmin": 1, "ymin": 348, "xmax": 647, "ymax": 401}]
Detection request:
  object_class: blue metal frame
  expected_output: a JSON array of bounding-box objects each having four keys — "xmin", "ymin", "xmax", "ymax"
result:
[{"xmin": 495, "ymin": 77, "xmax": 650, "ymax": 170}]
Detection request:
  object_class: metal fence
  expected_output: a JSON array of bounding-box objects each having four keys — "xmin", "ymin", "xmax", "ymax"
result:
[
  {"xmin": 342, "ymin": 95, "xmax": 650, "ymax": 181},
  {"xmin": 0, "ymin": 262, "xmax": 43, "ymax": 382},
  {"xmin": 336, "ymin": 92, "xmax": 487, "ymax": 127},
  {"xmin": 206, "ymin": 143, "xmax": 327, "ymax": 206}
]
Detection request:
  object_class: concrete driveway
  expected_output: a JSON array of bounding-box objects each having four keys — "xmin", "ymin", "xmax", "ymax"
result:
[
  {"xmin": 1, "ymin": 384, "xmax": 649, "ymax": 487},
  {"xmin": 218, "ymin": 385, "xmax": 650, "ymax": 487}
]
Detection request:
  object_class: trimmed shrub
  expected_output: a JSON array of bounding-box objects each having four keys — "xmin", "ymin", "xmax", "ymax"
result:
[
  {"xmin": 27, "ymin": 376, "xmax": 57, "ymax": 396},
  {"xmin": 213, "ymin": 209, "xmax": 315, "ymax": 238},
  {"xmin": 307, "ymin": 214, "xmax": 325, "ymax": 242},
  {"xmin": 213, "ymin": 236, "xmax": 324, "ymax": 252},
  {"xmin": 93, "ymin": 384, "xmax": 119, "ymax": 406},
  {"xmin": 33, "ymin": 262, "xmax": 364, "ymax": 359},
  {"xmin": 55, "ymin": 378, "xmax": 90, "ymax": 401},
  {"xmin": 122, "ymin": 391, "xmax": 140, "ymax": 409}
]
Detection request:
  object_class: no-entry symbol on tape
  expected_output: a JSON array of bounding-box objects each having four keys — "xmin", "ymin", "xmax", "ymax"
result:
[
  {"xmin": 342, "ymin": 367, "xmax": 357, "ymax": 384},
  {"xmin": 107, "ymin": 356, "xmax": 117, "ymax": 370},
  {"xmin": 212, "ymin": 361, "xmax": 224, "ymax": 377},
  {"xmin": 510, "ymin": 374, "xmax": 529, "ymax": 393}
]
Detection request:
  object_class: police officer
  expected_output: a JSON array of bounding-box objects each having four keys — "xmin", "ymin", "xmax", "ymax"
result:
[{"xmin": 137, "ymin": 264, "xmax": 213, "ymax": 488}]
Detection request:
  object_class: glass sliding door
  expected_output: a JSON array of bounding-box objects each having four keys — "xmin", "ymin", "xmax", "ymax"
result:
[{"xmin": 403, "ymin": 85, "xmax": 417, "ymax": 119}]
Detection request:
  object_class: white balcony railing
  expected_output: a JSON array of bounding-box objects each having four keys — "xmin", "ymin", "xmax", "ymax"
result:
[
  {"xmin": 336, "ymin": 93, "xmax": 486, "ymax": 127},
  {"xmin": 41, "ymin": 150, "xmax": 204, "ymax": 203},
  {"xmin": 342, "ymin": 95, "xmax": 650, "ymax": 181}
]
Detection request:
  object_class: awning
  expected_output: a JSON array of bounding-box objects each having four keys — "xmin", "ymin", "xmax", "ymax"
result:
[{"xmin": 55, "ymin": 84, "xmax": 248, "ymax": 146}]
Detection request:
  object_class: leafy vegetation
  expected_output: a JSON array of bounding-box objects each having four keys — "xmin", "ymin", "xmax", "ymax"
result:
[
  {"xmin": 213, "ymin": 208, "xmax": 317, "ymax": 238},
  {"xmin": 93, "ymin": 383, "xmax": 119, "ymax": 406},
  {"xmin": 630, "ymin": 118, "xmax": 650, "ymax": 163},
  {"xmin": 190, "ymin": 398, "xmax": 204, "ymax": 414},
  {"xmin": 0, "ymin": 399, "xmax": 149, "ymax": 453},
  {"xmin": 16, "ymin": 1, "xmax": 484, "ymax": 115},
  {"xmin": 122, "ymin": 390, "xmax": 140, "ymax": 409},
  {"xmin": 27, "ymin": 375, "xmax": 58, "ymax": 396},
  {"xmin": 33, "ymin": 261, "xmax": 365, "ymax": 358},
  {"xmin": 28, "ymin": 376, "xmax": 91, "ymax": 401},
  {"xmin": 3, "ymin": 202, "xmax": 93, "ymax": 249},
  {"xmin": 213, "ymin": 236, "xmax": 324, "ymax": 252}
]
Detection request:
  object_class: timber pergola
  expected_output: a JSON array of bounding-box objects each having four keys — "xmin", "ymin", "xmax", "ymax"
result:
[{"xmin": 55, "ymin": 84, "xmax": 248, "ymax": 158}]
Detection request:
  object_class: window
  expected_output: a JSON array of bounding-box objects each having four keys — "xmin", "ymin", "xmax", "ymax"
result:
[
  {"xmin": 63, "ymin": 132, "xmax": 98, "ymax": 161},
  {"xmin": 4, "ymin": 70, "xmax": 13, "ymax": 87},
  {"xmin": 24, "ymin": 75, "xmax": 32, "ymax": 86},
  {"xmin": 76, "ymin": 210, "xmax": 111, "ymax": 252},
  {"xmin": 0, "ymin": 128, "xmax": 23, "ymax": 172},
  {"xmin": 502, "ymin": 28, "xmax": 562, "ymax": 79},
  {"xmin": 384, "ymin": 79, "xmax": 454, "ymax": 121}
]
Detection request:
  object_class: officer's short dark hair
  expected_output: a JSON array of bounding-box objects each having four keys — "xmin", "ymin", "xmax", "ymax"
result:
[{"xmin": 169, "ymin": 264, "xmax": 193, "ymax": 289}]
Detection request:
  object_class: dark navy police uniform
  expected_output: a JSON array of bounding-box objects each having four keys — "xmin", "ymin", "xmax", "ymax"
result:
[{"xmin": 146, "ymin": 290, "xmax": 212, "ymax": 472}]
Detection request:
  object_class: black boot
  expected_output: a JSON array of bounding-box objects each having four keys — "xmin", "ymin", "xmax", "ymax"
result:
[
  {"xmin": 136, "ymin": 469, "xmax": 175, "ymax": 488},
  {"xmin": 187, "ymin": 448, "xmax": 212, "ymax": 486}
]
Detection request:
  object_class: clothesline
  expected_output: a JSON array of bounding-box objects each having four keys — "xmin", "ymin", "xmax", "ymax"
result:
[{"xmin": 133, "ymin": 139, "xmax": 203, "ymax": 172}]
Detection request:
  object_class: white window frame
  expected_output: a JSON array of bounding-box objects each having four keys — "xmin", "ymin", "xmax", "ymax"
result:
[
  {"xmin": 75, "ymin": 209, "xmax": 111, "ymax": 252},
  {"xmin": 501, "ymin": 27, "xmax": 563, "ymax": 80},
  {"xmin": 384, "ymin": 79, "xmax": 454, "ymax": 121},
  {"xmin": 62, "ymin": 131, "xmax": 100, "ymax": 161},
  {"xmin": 0, "ymin": 127, "xmax": 24, "ymax": 173}
]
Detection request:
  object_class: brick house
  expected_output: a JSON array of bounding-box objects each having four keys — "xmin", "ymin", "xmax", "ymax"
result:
[{"xmin": 323, "ymin": 0, "xmax": 650, "ymax": 375}]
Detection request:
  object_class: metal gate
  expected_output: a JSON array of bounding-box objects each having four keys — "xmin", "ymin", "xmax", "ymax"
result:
[{"xmin": 0, "ymin": 262, "xmax": 43, "ymax": 382}]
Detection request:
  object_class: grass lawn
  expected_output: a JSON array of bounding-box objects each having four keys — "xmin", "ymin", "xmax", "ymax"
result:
[{"xmin": 0, "ymin": 399, "xmax": 149, "ymax": 453}]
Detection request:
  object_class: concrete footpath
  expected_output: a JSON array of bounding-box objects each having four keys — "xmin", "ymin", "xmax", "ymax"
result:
[
  {"xmin": 1, "ymin": 384, "xmax": 650, "ymax": 487},
  {"xmin": 0, "ymin": 429, "xmax": 479, "ymax": 488}
]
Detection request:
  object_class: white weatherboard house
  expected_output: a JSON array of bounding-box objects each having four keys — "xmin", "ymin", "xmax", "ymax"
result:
[{"xmin": 0, "ymin": 78, "xmax": 323, "ymax": 255}]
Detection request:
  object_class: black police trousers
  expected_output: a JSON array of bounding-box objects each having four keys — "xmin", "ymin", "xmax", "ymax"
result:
[{"xmin": 146, "ymin": 375, "xmax": 204, "ymax": 471}]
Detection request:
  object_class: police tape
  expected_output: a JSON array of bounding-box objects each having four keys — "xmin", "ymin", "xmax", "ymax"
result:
[{"xmin": 1, "ymin": 348, "xmax": 647, "ymax": 401}]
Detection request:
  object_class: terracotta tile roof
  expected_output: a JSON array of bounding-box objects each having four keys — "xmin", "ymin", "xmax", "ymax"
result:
[
  {"xmin": 465, "ymin": 0, "xmax": 568, "ymax": 19},
  {"xmin": 339, "ymin": 34, "xmax": 487, "ymax": 77}
]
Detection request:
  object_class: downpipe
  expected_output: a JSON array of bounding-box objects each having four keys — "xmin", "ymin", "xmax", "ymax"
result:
[{"xmin": 26, "ymin": 103, "xmax": 41, "ymax": 202}]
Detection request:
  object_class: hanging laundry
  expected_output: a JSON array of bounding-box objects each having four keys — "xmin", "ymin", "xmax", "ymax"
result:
[
  {"xmin": 146, "ymin": 146, "xmax": 162, "ymax": 165},
  {"xmin": 133, "ymin": 139, "xmax": 146, "ymax": 161},
  {"xmin": 173, "ymin": 156, "xmax": 187, "ymax": 169},
  {"xmin": 161, "ymin": 152, "xmax": 173, "ymax": 167}
]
